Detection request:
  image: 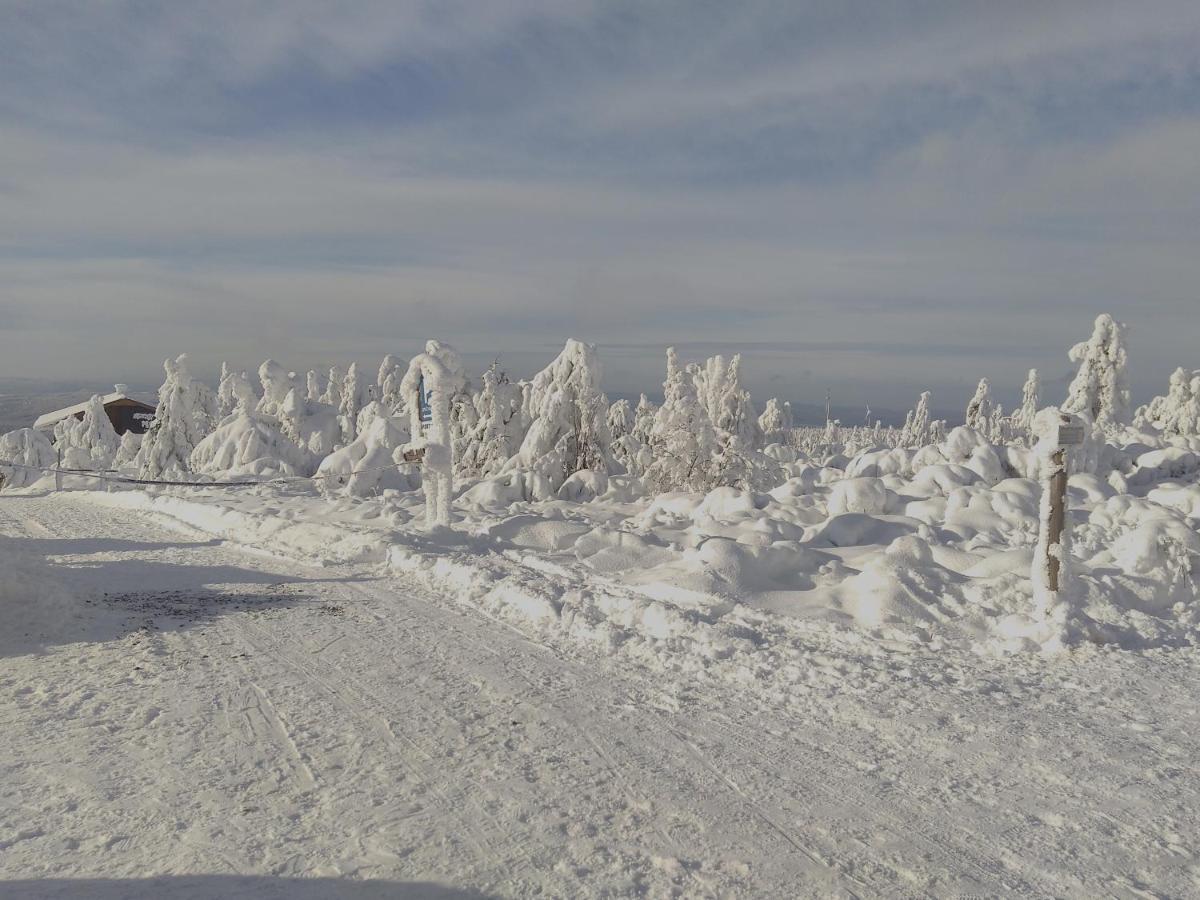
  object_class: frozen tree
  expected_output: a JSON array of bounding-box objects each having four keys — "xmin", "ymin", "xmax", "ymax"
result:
[
  {"xmin": 693, "ymin": 354, "xmax": 760, "ymax": 449},
  {"xmin": 377, "ymin": 354, "xmax": 407, "ymax": 414},
  {"xmin": 256, "ymin": 360, "xmax": 297, "ymax": 420},
  {"xmin": 54, "ymin": 395, "xmax": 121, "ymax": 470},
  {"xmin": 338, "ymin": 363, "xmax": 372, "ymax": 444},
  {"xmin": 458, "ymin": 364, "xmax": 527, "ymax": 478},
  {"xmin": 279, "ymin": 387, "xmax": 340, "ymax": 458},
  {"xmin": 899, "ymin": 391, "xmax": 933, "ymax": 448},
  {"xmin": 607, "ymin": 397, "xmax": 650, "ymax": 476},
  {"xmin": 607, "ymin": 398, "xmax": 633, "ymax": 442},
  {"xmin": 1063, "ymin": 313, "xmax": 1131, "ymax": 433},
  {"xmin": 965, "ymin": 378, "xmax": 994, "ymax": 434},
  {"xmin": 112, "ymin": 430, "xmax": 142, "ymax": 470},
  {"xmin": 306, "ymin": 370, "xmax": 324, "ymax": 403},
  {"xmin": 631, "ymin": 394, "xmax": 657, "ymax": 445},
  {"xmin": 645, "ymin": 348, "xmax": 720, "ymax": 493},
  {"xmin": 757, "ymin": 398, "xmax": 793, "ymax": 446},
  {"xmin": 322, "ymin": 365, "xmax": 346, "ymax": 410},
  {"xmin": 1136, "ymin": 367, "xmax": 1200, "ymax": 435},
  {"xmin": 506, "ymin": 339, "xmax": 612, "ymax": 489},
  {"xmin": 136, "ymin": 354, "xmax": 218, "ymax": 479},
  {"xmin": 1013, "ymin": 369, "xmax": 1040, "ymax": 441},
  {"xmin": 217, "ymin": 363, "xmax": 259, "ymax": 419},
  {"xmin": 0, "ymin": 428, "xmax": 57, "ymax": 489},
  {"xmin": 216, "ymin": 366, "xmax": 257, "ymax": 419}
]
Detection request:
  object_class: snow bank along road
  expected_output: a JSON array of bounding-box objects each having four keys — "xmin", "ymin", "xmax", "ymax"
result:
[{"xmin": 3, "ymin": 494, "xmax": 1200, "ymax": 899}]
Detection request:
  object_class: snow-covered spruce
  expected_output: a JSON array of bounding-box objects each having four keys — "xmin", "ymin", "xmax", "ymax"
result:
[
  {"xmin": 53, "ymin": 394, "xmax": 120, "ymax": 471},
  {"xmin": 136, "ymin": 354, "xmax": 218, "ymax": 480},
  {"xmin": 1064, "ymin": 313, "xmax": 1131, "ymax": 435},
  {"xmin": 504, "ymin": 339, "xmax": 612, "ymax": 491},
  {"xmin": 0, "ymin": 428, "xmax": 57, "ymax": 489}
]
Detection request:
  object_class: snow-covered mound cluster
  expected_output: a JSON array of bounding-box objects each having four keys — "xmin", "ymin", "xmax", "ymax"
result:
[{"xmin": 3, "ymin": 314, "xmax": 1198, "ymax": 656}]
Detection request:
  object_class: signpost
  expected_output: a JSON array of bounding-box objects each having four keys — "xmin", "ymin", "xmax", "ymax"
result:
[{"xmin": 1043, "ymin": 414, "xmax": 1085, "ymax": 593}]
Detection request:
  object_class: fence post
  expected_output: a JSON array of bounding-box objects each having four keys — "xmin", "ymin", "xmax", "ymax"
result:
[{"xmin": 55, "ymin": 448, "xmax": 63, "ymax": 492}]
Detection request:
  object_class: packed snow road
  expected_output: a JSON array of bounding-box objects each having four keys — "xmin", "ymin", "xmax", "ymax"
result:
[{"xmin": 2, "ymin": 494, "xmax": 1200, "ymax": 898}]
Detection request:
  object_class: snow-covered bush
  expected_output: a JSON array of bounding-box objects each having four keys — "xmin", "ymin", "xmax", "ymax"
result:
[
  {"xmin": 0, "ymin": 428, "xmax": 56, "ymax": 489},
  {"xmin": 315, "ymin": 413, "xmax": 412, "ymax": 497},
  {"xmin": 189, "ymin": 409, "xmax": 314, "ymax": 478},
  {"xmin": 136, "ymin": 354, "xmax": 218, "ymax": 479},
  {"xmin": 1136, "ymin": 367, "xmax": 1200, "ymax": 436},
  {"xmin": 279, "ymin": 388, "xmax": 340, "ymax": 458}
]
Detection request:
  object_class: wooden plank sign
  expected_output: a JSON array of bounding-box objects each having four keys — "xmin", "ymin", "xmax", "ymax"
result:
[
  {"xmin": 402, "ymin": 448, "xmax": 426, "ymax": 464},
  {"xmin": 1056, "ymin": 425, "xmax": 1085, "ymax": 446}
]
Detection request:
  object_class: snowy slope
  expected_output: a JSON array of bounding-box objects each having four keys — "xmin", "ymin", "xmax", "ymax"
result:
[{"xmin": 3, "ymin": 494, "xmax": 1200, "ymax": 898}]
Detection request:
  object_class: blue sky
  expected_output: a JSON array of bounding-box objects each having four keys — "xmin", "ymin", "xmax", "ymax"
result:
[{"xmin": 3, "ymin": 1, "xmax": 1199, "ymax": 417}]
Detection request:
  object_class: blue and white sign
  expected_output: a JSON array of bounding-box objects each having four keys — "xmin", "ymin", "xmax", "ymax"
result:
[{"xmin": 417, "ymin": 373, "xmax": 433, "ymax": 426}]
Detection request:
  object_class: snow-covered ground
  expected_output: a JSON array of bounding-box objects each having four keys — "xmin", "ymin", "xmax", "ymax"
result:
[{"xmin": 4, "ymin": 490, "xmax": 1200, "ymax": 898}]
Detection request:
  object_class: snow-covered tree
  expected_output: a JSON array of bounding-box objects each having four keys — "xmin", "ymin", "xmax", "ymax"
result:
[
  {"xmin": 965, "ymin": 378, "xmax": 993, "ymax": 434},
  {"xmin": 899, "ymin": 391, "xmax": 933, "ymax": 448},
  {"xmin": 216, "ymin": 365, "xmax": 257, "ymax": 419},
  {"xmin": 136, "ymin": 354, "xmax": 218, "ymax": 479},
  {"xmin": 279, "ymin": 387, "xmax": 340, "ymax": 458},
  {"xmin": 645, "ymin": 349, "xmax": 720, "ymax": 493},
  {"xmin": 631, "ymin": 394, "xmax": 657, "ymax": 446},
  {"xmin": 322, "ymin": 365, "xmax": 346, "ymax": 410},
  {"xmin": 1063, "ymin": 313, "xmax": 1131, "ymax": 433},
  {"xmin": 338, "ymin": 362, "xmax": 370, "ymax": 443},
  {"xmin": 505, "ymin": 339, "xmax": 612, "ymax": 488},
  {"xmin": 305, "ymin": 370, "xmax": 324, "ymax": 403},
  {"xmin": 1013, "ymin": 369, "xmax": 1040, "ymax": 441},
  {"xmin": 377, "ymin": 354, "xmax": 407, "ymax": 414},
  {"xmin": 458, "ymin": 364, "xmax": 527, "ymax": 478},
  {"xmin": 693, "ymin": 354, "xmax": 760, "ymax": 449},
  {"xmin": 256, "ymin": 359, "xmax": 297, "ymax": 420},
  {"xmin": 757, "ymin": 397, "xmax": 793, "ymax": 446},
  {"xmin": 53, "ymin": 395, "xmax": 120, "ymax": 471}
]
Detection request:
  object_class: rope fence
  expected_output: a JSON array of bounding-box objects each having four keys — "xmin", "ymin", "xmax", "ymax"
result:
[{"xmin": 0, "ymin": 459, "xmax": 411, "ymax": 490}]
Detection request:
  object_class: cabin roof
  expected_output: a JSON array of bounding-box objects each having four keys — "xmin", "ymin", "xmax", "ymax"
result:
[{"xmin": 33, "ymin": 390, "xmax": 155, "ymax": 430}]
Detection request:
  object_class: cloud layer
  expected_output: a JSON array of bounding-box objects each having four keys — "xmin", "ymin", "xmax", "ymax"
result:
[{"xmin": 3, "ymin": 1, "xmax": 1199, "ymax": 412}]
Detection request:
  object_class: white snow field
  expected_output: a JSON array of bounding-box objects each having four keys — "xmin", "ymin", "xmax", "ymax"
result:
[{"xmin": 3, "ymin": 490, "xmax": 1200, "ymax": 899}]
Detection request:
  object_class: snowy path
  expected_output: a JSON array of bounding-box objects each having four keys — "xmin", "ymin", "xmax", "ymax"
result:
[{"xmin": 3, "ymin": 494, "xmax": 1200, "ymax": 898}]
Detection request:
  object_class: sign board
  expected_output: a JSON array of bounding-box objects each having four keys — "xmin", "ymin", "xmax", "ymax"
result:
[
  {"xmin": 417, "ymin": 373, "xmax": 433, "ymax": 426},
  {"xmin": 402, "ymin": 448, "xmax": 426, "ymax": 464},
  {"xmin": 1056, "ymin": 424, "xmax": 1086, "ymax": 446}
]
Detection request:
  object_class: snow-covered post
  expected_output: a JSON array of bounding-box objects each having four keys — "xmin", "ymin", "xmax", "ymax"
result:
[
  {"xmin": 54, "ymin": 445, "xmax": 63, "ymax": 492},
  {"xmin": 400, "ymin": 341, "xmax": 466, "ymax": 528},
  {"xmin": 1032, "ymin": 408, "xmax": 1085, "ymax": 619}
]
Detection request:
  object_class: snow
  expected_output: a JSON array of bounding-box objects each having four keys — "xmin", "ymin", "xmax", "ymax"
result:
[
  {"xmin": 3, "ymin": 316, "xmax": 1200, "ymax": 894},
  {"xmin": 4, "ymin": 491, "xmax": 1200, "ymax": 897}
]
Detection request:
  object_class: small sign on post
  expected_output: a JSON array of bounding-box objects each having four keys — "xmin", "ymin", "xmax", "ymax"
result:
[
  {"xmin": 1055, "ymin": 424, "xmax": 1085, "ymax": 447},
  {"xmin": 417, "ymin": 373, "xmax": 433, "ymax": 430}
]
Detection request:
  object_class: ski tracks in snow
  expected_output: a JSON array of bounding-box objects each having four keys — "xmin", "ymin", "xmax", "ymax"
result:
[{"xmin": 4, "ymin": 494, "xmax": 1200, "ymax": 897}]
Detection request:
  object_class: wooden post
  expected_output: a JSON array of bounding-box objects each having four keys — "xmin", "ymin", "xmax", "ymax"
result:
[
  {"xmin": 55, "ymin": 447, "xmax": 63, "ymax": 492},
  {"xmin": 1046, "ymin": 447, "xmax": 1068, "ymax": 592}
]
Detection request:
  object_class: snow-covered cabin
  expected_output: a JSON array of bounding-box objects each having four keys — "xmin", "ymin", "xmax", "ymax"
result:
[{"xmin": 34, "ymin": 385, "xmax": 156, "ymax": 437}]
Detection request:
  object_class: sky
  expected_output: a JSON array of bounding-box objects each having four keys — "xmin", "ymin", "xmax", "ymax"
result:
[{"xmin": 3, "ymin": 1, "xmax": 1199, "ymax": 418}]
